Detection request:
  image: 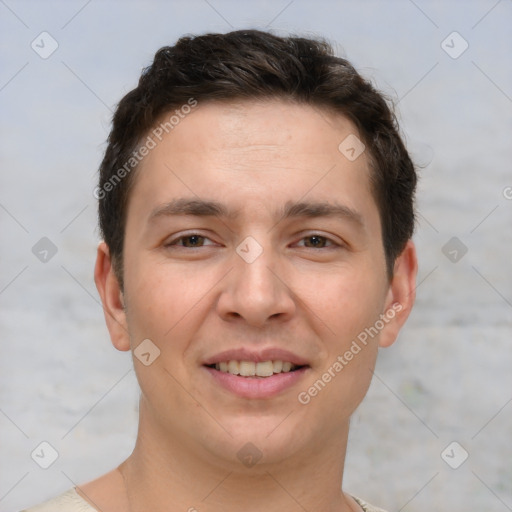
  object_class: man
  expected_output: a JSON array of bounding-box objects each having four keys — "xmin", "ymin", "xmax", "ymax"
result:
[{"xmin": 23, "ymin": 30, "xmax": 417, "ymax": 512}]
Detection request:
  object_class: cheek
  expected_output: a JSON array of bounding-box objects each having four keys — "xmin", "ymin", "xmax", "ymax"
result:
[
  {"xmin": 296, "ymin": 263, "xmax": 386, "ymax": 342},
  {"xmin": 123, "ymin": 260, "xmax": 193, "ymax": 343},
  {"xmin": 294, "ymin": 267, "xmax": 385, "ymax": 412},
  {"xmin": 122, "ymin": 263, "xmax": 204, "ymax": 409}
]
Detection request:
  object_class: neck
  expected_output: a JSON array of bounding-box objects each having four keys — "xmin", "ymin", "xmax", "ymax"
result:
[{"xmin": 118, "ymin": 399, "xmax": 359, "ymax": 512}]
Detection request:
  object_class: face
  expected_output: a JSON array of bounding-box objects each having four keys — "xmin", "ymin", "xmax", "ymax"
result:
[{"xmin": 96, "ymin": 99, "xmax": 416, "ymax": 470}]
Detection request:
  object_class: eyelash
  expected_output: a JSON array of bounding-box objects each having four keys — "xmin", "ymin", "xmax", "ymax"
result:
[{"xmin": 165, "ymin": 233, "xmax": 340, "ymax": 249}]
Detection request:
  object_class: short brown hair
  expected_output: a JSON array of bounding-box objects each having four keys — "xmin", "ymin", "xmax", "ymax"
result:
[{"xmin": 97, "ymin": 29, "xmax": 417, "ymax": 289}]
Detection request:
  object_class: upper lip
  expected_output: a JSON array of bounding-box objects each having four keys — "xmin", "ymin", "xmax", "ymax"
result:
[{"xmin": 202, "ymin": 347, "xmax": 310, "ymax": 366}]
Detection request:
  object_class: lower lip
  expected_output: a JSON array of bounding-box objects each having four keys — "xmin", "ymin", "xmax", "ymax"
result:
[{"xmin": 203, "ymin": 366, "xmax": 309, "ymax": 399}]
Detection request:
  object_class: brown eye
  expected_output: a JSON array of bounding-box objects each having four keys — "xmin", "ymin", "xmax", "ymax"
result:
[
  {"xmin": 297, "ymin": 235, "xmax": 335, "ymax": 249},
  {"xmin": 166, "ymin": 234, "xmax": 214, "ymax": 248},
  {"xmin": 180, "ymin": 235, "xmax": 205, "ymax": 247}
]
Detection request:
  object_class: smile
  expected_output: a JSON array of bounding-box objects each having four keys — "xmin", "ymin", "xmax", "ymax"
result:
[
  {"xmin": 203, "ymin": 362, "xmax": 309, "ymax": 399},
  {"xmin": 206, "ymin": 360, "xmax": 302, "ymax": 378}
]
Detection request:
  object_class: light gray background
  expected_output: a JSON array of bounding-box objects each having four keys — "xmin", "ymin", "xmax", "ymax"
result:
[{"xmin": 1, "ymin": 1, "xmax": 511, "ymax": 511}]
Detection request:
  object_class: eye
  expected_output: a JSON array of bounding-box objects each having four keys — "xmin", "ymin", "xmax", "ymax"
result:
[
  {"xmin": 164, "ymin": 233, "xmax": 340, "ymax": 250},
  {"xmin": 295, "ymin": 234, "xmax": 338, "ymax": 249},
  {"xmin": 165, "ymin": 233, "xmax": 216, "ymax": 248}
]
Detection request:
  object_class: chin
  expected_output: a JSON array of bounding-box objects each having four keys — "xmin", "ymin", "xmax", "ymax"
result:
[{"xmin": 206, "ymin": 417, "xmax": 314, "ymax": 467}]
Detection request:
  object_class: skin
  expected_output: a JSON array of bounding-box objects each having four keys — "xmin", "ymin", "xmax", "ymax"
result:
[{"xmin": 86, "ymin": 99, "xmax": 417, "ymax": 512}]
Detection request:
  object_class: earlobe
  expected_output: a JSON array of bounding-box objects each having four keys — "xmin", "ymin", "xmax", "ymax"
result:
[
  {"xmin": 379, "ymin": 240, "xmax": 418, "ymax": 348},
  {"xmin": 94, "ymin": 242, "xmax": 131, "ymax": 352}
]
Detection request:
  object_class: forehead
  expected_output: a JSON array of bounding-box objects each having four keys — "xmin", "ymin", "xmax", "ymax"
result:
[
  {"xmin": 126, "ymin": 99, "xmax": 378, "ymax": 229},
  {"xmin": 149, "ymin": 99, "xmax": 362, "ymax": 157}
]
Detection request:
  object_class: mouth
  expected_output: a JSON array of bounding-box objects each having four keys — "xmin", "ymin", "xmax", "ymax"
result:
[
  {"xmin": 202, "ymin": 357, "xmax": 310, "ymax": 399},
  {"xmin": 204, "ymin": 360, "xmax": 308, "ymax": 378}
]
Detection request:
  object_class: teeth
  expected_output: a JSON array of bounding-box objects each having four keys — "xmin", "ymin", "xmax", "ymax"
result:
[
  {"xmin": 213, "ymin": 360, "xmax": 299, "ymax": 377},
  {"xmin": 273, "ymin": 360, "xmax": 283, "ymax": 373},
  {"xmin": 256, "ymin": 361, "xmax": 274, "ymax": 377},
  {"xmin": 239, "ymin": 361, "xmax": 256, "ymax": 376},
  {"xmin": 228, "ymin": 360, "xmax": 240, "ymax": 375}
]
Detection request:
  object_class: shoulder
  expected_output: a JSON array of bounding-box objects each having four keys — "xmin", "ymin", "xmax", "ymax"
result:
[
  {"xmin": 20, "ymin": 488, "xmax": 98, "ymax": 512},
  {"xmin": 352, "ymin": 495, "xmax": 389, "ymax": 512}
]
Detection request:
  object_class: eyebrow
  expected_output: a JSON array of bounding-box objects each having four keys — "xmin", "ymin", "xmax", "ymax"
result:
[{"xmin": 148, "ymin": 197, "xmax": 364, "ymax": 227}]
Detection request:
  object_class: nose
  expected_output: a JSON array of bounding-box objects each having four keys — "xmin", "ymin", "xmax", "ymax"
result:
[{"xmin": 215, "ymin": 240, "xmax": 296, "ymax": 327}]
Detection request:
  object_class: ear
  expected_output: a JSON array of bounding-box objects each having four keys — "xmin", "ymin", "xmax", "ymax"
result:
[
  {"xmin": 379, "ymin": 240, "xmax": 418, "ymax": 348},
  {"xmin": 94, "ymin": 242, "xmax": 131, "ymax": 351}
]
